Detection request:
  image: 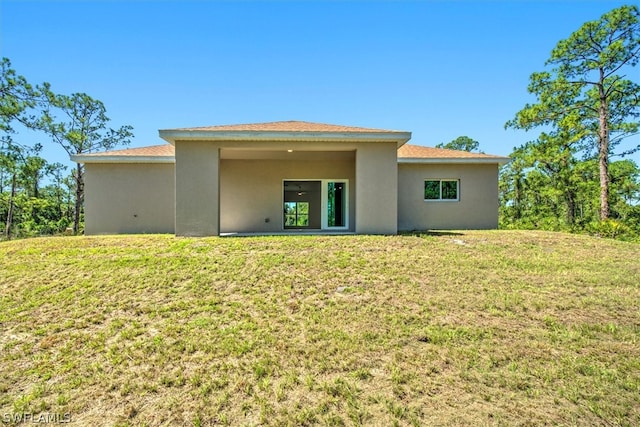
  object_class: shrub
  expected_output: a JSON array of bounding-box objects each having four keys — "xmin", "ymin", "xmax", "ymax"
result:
[{"xmin": 587, "ymin": 219, "xmax": 637, "ymax": 241}]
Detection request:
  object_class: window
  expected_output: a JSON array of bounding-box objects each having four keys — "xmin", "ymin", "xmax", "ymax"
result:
[
  {"xmin": 327, "ymin": 181, "xmax": 346, "ymax": 227},
  {"xmin": 284, "ymin": 202, "xmax": 309, "ymax": 227},
  {"xmin": 321, "ymin": 180, "xmax": 349, "ymax": 229},
  {"xmin": 424, "ymin": 179, "xmax": 459, "ymax": 201},
  {"xmin": 283, "ymin": 179, "xmax": 348, "ymax": 230}
]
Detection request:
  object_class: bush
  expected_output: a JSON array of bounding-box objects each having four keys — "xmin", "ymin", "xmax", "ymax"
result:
[{"xmin": 587, "ymin": 219, "xmax": 637, "ymax": 241}]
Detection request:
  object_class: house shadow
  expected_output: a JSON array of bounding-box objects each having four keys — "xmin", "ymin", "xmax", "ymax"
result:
[
  {"xmin": 221, "ymin": 230, "xmax": 465, "ymax": 237},
  {"xmin": 219, "ymin": 231, "xmax": 355, "ymax": 238},
  {"xmin": 399, "ymin": 230, "xmax": 466, "ymax": 237}
]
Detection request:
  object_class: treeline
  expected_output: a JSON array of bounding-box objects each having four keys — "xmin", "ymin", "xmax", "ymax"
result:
[
  {"xmin": 501, "ymin": 5, "xmax": 640, "ymax": 240},
  {"xmin": 499, "ymin": 144, "xmax": 640, "ymax": 238},
  {"xmin": 1, "ymin": 58, "xmax": 132, "ymax": 239},
  {"xmin": 1, "ymin": 142, "xmax": 76, "ymax": 238}
]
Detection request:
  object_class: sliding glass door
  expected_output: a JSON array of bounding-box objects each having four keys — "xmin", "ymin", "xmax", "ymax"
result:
[
  {"xmin": 284, "ymin": 179, "xmax": 349, "ymax": 231},
  {"xmin": 324, "ymin": 181, "xmax": 347, "ymax": 228},
  {"xmin": 322, "ymin": 180, "xmax": 348, "ymax": 230}
]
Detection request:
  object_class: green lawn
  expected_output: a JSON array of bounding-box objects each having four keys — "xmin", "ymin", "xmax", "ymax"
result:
[{"xmin": 1, "ymin": 231, "xmax": 639, "ymax": 426}]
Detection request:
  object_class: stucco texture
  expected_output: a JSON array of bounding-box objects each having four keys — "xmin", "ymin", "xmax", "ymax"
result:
[
  {"xmin": 355, "ymin": 142, "xmax": 398, "ymax": 234},
  {"xmin": 397, "ymin": 163, "xmax": 500, "ymax": 230},
  {"xmin": 220, "ymin": 157, "xmax": 356, "ymax": 233},
  {"xmin": 175, "ymin": 141, "xmax": 220, "ymax": 236},
  {"xmin": 84, "ymin": 163, "xmax": 175, "ymax": 234}
]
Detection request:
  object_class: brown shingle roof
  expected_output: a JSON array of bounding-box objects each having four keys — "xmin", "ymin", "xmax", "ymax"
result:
[
  {"xmin": 165, "ymin": 120, "xmax": 404, "ymax": 133},
  {"xmin": 76, "ymin": 143, "xmax": 508, "ymax": 163},
  {"xmin": 80, "ymin": 144, "xmax": 175, "ymax": 157},
  {"xmin": 398, "ymin": 144, "xmax": 508, "ymax": 160}
]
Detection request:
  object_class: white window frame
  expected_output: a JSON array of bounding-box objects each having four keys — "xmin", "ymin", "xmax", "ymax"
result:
[
  {"xmin": 424, "ymin": 179, "xmax": 460, "ymax": 202},
  {"xmin": 321, "ymin": 179, "xmax": 349, "ymax": 230},
  {"xmin": 282, "ymin": 179, "xmax": 349, "ymax": 231}
]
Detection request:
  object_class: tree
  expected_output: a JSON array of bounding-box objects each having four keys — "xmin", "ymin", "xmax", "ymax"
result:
[
  {"xmin": 608, "ymin": 159, "xmax": 640, "ymax": 221},
  {"xmin": 499, "ymin": 146, "xmax": 528, "ymax": 224},
  {"xmin": 0, "ymin": 58, "xmax": 39, "ymax": 133},
  {"xmin": 1, "ymin": 58, "xmax": 131, "ymax": 237},
  {"xmin": 436, "ymin": 136, "xmax": 481, "ymax": 152},
  {"xmin": 0, "ymin": 140, "xmax": 46, "ymax": 239},
  {"xmin": 46, "ymin": 162, "xmax": 72, "ymax": 229},
  {"xmin": 0, "ymin": 142, "xmax": 20, "ymax": 239},
  {"xmin": 36, "ymin": 91, "xmax": 133, "ymax": 234},
  {"xmin": 500, "ymin": 144, "xmax": 597, "ymax": 231},
  {"xmin": 507, "ymin": 5, "xmax": 640, "ymax": 220},
  {"xmin": 499, "ymin": 131, "xmax": 640, "ymax": 233},
  {"xmin": 499, "ymin": 140, "xmax": 582, "ymax": 230}
]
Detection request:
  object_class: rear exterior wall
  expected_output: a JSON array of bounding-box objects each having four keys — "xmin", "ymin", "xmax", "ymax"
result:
[
  {"xmin": 84, "ymin": 163, "xmax": 175, "ymax": 234},
  {"xmin": 82, "ymin": 159, "xmax": 500, "ymax": 235},
  {"xmin": 397, "ymin": 163, "xmax": 499, "ymax": 230}
]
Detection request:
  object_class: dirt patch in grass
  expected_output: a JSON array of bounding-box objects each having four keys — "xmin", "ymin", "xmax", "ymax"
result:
[{"xmin": 1, "ymin": 231, "xmax": 639, "ymax": 426}]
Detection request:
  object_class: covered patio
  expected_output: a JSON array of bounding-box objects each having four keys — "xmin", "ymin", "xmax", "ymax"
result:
[{"xmin": 159, "ymin": 121, "xmax": 411, "ymax": 236}]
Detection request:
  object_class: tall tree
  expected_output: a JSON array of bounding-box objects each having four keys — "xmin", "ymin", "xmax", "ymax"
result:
[
  {"xmin": 0, "ymin": 58, "xmax": 39, "ymax": 133},
  {"xmin": 436, "ymin": 136, "xmax": 481, "ymax": 152},
  {"xmin": 37, "ymin": 91, "xmax": 133, "ymax": 234},
  {"xmin": 499, "ymin": 146, "xmax": 528, "ymax": 223},
  {"xmin": 46, "ymin": 162, "xmax": 71, "ymax": 229},
  {"xmin": 0, "ymin": 140, "xmax": 44, "ymax": 239},
  {"xmin": 507, "ymin": 5, "xmax": 640, "ymax": 220},
  {"xmin": 0, "ymin": 142, "xmax": 20, "ymax": 239},
  {"xmin": 608, "ymin": 159, "xmax": 640, "ymax": 221}
]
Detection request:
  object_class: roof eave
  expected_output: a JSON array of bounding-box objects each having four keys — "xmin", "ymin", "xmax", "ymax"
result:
[
  {"xmin": 71, "ymin": 155, "xmax": 176, "ymax": 164},
  {"xmin": 398, "ymin": 157, "xmax": 511, "ymax": 165},
  {"xmin": 159, "ymin": 130, "xmax": 412, "ymax": 147}
]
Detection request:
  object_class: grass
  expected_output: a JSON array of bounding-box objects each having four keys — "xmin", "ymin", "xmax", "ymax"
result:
[{"xmin": 0, "ymin": 230, "xmax": 639, "ymax": 426}]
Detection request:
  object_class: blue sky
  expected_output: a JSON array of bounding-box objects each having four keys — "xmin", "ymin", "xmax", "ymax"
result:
[{"xmin": 1, "ymin": 0, "xmax": 638, "ymax": 168}]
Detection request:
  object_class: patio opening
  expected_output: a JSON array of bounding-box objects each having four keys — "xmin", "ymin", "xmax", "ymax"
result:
[{"xmin": 283, "ymin": 180, "xmax": 348, "ymax": 231}]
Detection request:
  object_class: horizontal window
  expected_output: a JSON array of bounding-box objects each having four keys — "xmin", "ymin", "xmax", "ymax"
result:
[{"xmin": 424, "ymin": 179, "xmax": 459, "ymax": 201}]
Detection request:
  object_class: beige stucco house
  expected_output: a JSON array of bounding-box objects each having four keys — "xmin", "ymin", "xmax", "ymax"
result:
[{"xmin": 71, "ymin": 121, "xmax": 509, "ymax": 236}]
